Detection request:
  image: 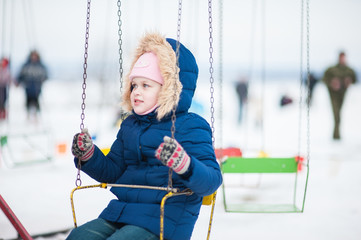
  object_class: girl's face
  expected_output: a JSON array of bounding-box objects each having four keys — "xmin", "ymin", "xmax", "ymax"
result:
[{"xmin": 130, "ymin": 77, "xmax": 162, "ymax": 115}]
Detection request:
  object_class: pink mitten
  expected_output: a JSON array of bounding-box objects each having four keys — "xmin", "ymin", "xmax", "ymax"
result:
[
  {"xmin": 71, "ymin": 128, "xmax": 94, "ymax": 161},
  {"xmin": 155, "ymin": 136, "xmax": 190, "ymax": 175}
]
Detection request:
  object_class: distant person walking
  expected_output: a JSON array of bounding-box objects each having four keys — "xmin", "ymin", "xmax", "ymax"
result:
[
  {"xmin": 306, "ymin": 72, "xmax": 319, "ymax": 105},
  {"xmin": 235, "ymin": 77, "xmax": 248, "ymax": 123},
  {"xmin": 0, "ymin": 57, "xmax": 12, "ymax": 120},
  {"xmin": 16, "ymin": 50, "xmax": 48, "ymax": 118},
  {"xmin": 322, "ymin": 51, "xmax": 357, "ymax": 140}
]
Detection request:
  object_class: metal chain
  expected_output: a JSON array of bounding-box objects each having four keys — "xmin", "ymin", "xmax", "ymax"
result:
[
  {"xmin": 260, "ymin": 0, "xmax": 266, "ymax": 152},
  {"xmin": 76, "ymin": 0, "xmax": 91, "ymax": 187},
  {"xmin": 300, "ymin": 0, "xmax": 311, "ymax": 212},
  {"xmin": 215, "ymin": 0, "xmax": 223, "ymax": 152},
  {"xmin": 297, "ymin": 0, "xmax": 311, "ymax": 166},
  {"xmin": 208, "ymin": 0, "xmax": 215, "ymax": 147},
  {"xmin": 297, "ymin": 0, "xmax": 304, "ymax": 158},
  {"xmin": 216, "ymin": 0, "xmax": 222, "ymax": 153},
  {"xmin": 293, "ymin": 0, "xmax": 305, "ymax": 208},
  {"xmin": 80, "ymin": 0, "xmax": 91, "ymax": 131},
  {"xmin": 1, "ymin": 1, "xmax": 6, "ymax": 58},
  {"xmin": 207, "ymin": 1, "xmax": 216, "ymax": 240},
  {"xmin": 306, "ymin": 0, "xmax": 310, "ymax": 167},
  {"xmin": 168, "ymin": 0, "xmax": 183, "ymax": 191},
  {"xmin": 170, "ymin": 0, "xmax": 182, "ymax": 140},
  {"xmin": 117, "ymin": 0, "xmax": 123, "ymax": 93}
]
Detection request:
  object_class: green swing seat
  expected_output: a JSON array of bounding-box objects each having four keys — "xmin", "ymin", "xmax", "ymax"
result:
[{"xmin": 220, "ymin": 152, "xmax": 304, "ymax": 213}]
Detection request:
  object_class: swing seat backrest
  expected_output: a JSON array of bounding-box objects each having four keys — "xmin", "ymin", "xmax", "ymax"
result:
[
  {"xmin": 222, "ymin": 157, "xmax": 298, "ymax": 174},
  {"xmin": 215, "ymin": 147, "xmax": 242, "ymax": 159},
  {"xmin": 202, "ymin": 192, "xmax": 216, "ymax": 205},
  {"xmin": 1, "ymin": 136, "xmax": 7, "ymax": 146}
]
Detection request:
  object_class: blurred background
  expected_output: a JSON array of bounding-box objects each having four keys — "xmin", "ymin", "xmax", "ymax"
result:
[
  {"xmin": 1, "ymin": 0, "xmax": 360, "ymax": 83},
  {"xmin": 1, "ymin": 0, "xmax": 360, "ymax": 239}
]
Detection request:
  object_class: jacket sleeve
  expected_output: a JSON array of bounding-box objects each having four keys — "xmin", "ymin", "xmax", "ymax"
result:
[
  {"xmin": 322, "ymin": 67, "xmax": 332, "ymax": 86},
  {"xmin": 39, "ymin": 64, "xmax": 48, "ymax": 82},
  {"xmin": 74, "ymin": 129, "xmax": 127, "ymax": 183},
  {"xmin": 350, "ymin": 67, "xmax": 357, "ymax": 84},
  {"xmin": 176, "ymin": 114, "xmax": 223, "ymax": 196},
  {"xmin": 16, "ymin": 65, "xmax": 26, "ymax": 84}
]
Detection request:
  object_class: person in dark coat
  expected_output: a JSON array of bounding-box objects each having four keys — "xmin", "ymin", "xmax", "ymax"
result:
[
  {"xmin": 0, "ymin": 57, "xmax": 12, "ymax": 119},
  {"xmin": 305, "ymin": 72, "xmax": 319, "ymax": 106},
  {"xmin": 322, "ymin": 51, "xmax": 357, "ymax": 140},
  {"xmin": 280, "ymin": 94, "xmax": 293, "ymax": 107},
  {"xmin": 235, "ymin": 77, "xmax": 248, "ymax": 123},
  {"xmin": 68, "ymin": 33, "xmax": 222, "ymax": 240},
  {"xmin": 16, "ymin": 50, "xmax": 48, "ymax": 116}
]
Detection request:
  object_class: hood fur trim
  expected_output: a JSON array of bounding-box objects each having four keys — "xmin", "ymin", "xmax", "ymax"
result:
[{"xmin": 122, "ymin": 33, "xmax": 182, "ymax": 121}]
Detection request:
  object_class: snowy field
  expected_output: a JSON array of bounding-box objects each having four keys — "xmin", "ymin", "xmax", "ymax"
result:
[{"xmin": 1, "ymin": 77, "xmax": 361, "ymax": 240}]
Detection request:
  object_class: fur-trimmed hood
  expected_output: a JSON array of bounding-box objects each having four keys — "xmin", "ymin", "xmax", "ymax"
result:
[{"xmin": 122, "ymin": 33, "xmax": 198, "ymax": 120}]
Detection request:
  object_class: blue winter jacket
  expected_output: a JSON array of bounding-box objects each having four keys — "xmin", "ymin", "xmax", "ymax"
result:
[
  {"xmin": 77, "ymin": 38, "xmax": 222, "ymax": 240},
  {"xmin": 17, "ymin": 61, "xmax": 48, "ymax": 98}
]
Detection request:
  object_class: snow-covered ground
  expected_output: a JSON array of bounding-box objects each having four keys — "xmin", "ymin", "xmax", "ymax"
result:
[{"xmin": 1, "ymin": 77, "xmax": 360, "ymax": 240}]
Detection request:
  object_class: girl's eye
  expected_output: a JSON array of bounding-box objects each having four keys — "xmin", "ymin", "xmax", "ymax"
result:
[
  {"xmin": 131, "ymin": 83, "xmax": 137, "ymax": 91},
  {"xmin": 143, "ymin": 83, "xmax": 149, "ymax": 88}
]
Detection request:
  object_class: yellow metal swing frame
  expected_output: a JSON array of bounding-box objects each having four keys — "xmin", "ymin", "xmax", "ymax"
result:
[{"xmin": 70, "ymin": 183, "xmax": 217, "ymax": 240}]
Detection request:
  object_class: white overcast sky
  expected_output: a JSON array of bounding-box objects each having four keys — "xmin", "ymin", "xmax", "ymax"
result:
[{"xmin": 1, "ymin": 0, "xmax": 360, "ymax": 80}]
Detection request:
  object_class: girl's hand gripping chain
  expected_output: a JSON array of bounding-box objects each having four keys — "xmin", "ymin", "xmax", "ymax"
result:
[
  {"xmin": 71, "ymin": 128, "xmax": 95, "ymax": 161},
  {"xmin": 155, "ymin": 136, "xmax": 190, "ymax": 175}
]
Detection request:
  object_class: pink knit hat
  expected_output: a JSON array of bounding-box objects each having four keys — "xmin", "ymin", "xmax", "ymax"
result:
[{"xmin": 129, "ymin": 52, "xmax": 164, "ymax": 85}]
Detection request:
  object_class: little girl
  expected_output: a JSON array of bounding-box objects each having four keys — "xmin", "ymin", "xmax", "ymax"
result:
[{"xmin": 68, "ymin": 32, "xmax": 222, "ymax": 240}]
